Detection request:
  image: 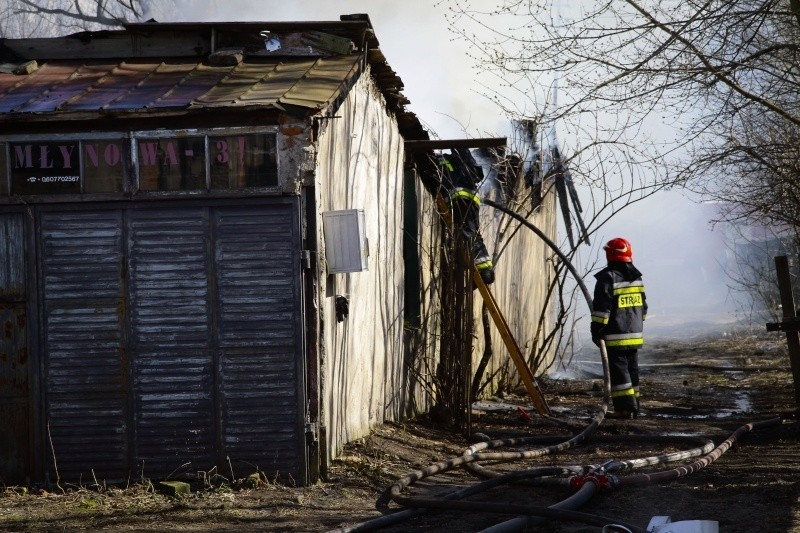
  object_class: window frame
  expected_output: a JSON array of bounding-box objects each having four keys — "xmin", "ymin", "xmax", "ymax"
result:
[
  {"xmin": 0, "ymin": 126, "xmax": 282, "ymax": 200},
  {"xmin": 131, "ymin": 127, "xmax": 281, "ymax": 196}
]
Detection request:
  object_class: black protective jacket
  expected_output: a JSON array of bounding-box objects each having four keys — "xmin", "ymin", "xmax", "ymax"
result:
[
  {"xmin": 439, "ymin": 148, "xmax": 484, "ymax": 194},
  {"xmin": 590, "ymin": 262, "xmax": 647, "ymax": 350}
]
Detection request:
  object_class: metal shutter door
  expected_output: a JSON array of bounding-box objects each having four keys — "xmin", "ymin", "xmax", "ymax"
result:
[
  {"xmin": 0, "ymin": 213, "xmax": 29, "ymax": 484},
  {"xmin": 214, "ymin": 204, "xmax": 304, "ymax": 478},
  {"xmin": 128, "ymin": 208, "xmax": 215, "ymax": 475},
  {"xmin": 40, "ymin": 210, "xmax": 127, "ymax": 481}
]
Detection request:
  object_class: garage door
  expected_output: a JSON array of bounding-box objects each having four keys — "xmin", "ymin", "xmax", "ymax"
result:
[{"xmin": 39, "ymin": 200, "xmax": 305, "ymax": 482}]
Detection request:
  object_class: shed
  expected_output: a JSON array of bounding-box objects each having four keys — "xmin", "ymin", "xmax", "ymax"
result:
[
  {"xmin": 0, "ymin": 15, "xmax": 561, "ymax": 489},
  {"xmin": 0, "ymin": 16, "xmax": 432, "ymax": 486}
]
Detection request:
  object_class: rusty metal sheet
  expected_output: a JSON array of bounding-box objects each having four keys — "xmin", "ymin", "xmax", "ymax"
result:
[
  {"xmin": 0, "ymin": 55, "xmax": 364, "ymax": 116},
  {"xmin": 0, "ymin": 304, "xmax": 27, "ymax": 396},
  {"xmin": 0, "ymin": 213, "xmax": 29, "ymax": 484},
  {"xmin": 0, "ymin": 55, "xmax": 362, "ymax": 115},
  {"xmin": 194, "ymin": 61, "xmax": 279, "ymax": 105},
  {"xmin": 279, "ymin": 56, "xmax": 360, "ymax": 110},
  {"xmin": 65, "ymin": 61, "xmax": 158, "ymax": 111},
  {"xmin": 150, "ymin": 63, "xmax": 231, "ymax": 109},
  {"xmin": 0, "ymin": 62, "xmax": 80, "ymax": 113},
  {"xmin": 20, "ymin": 62, "xmax": 119, "ymax": 113},
  {"xmin": 0, "ymin": 399, "xmax": 29, "ymax": 484},
  {"xmin": 0, "ymin": 214, "xmax": 27, "ymax": 300},
  {"xmin": 237, "ymin": 60, "xmax": 319, "ymax": 104},
  {"xmin": 105, "ymin": 62, "xmax": 195, "ymax": 110}
]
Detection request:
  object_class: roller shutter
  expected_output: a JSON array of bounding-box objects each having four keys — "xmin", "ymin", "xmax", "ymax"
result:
[
  {"xmin": 128, "ymin": 208, "xmax": 215, "ymax": 475},
  {"xmin": 40, "ymin": 210, "xmax": 128, "ymax": 481},
  {"xmin": 214, "ymin": 205, "xmax": 304, "ymax": 475},
  {"xmin": 38, "ymin": 200, "xmax": 305, "ymax": 482}
]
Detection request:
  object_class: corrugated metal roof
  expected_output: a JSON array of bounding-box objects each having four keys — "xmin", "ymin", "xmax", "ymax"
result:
[
  {"xmin": 0, "ymin": 18, "xmax": 430, "ymax": 141},
  {"xmin": 0, "ymin": 55, "xmax": 361, "ymax": 116}
]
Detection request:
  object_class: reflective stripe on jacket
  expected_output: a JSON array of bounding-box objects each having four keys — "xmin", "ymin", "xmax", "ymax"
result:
[
  {"xmin": 449, "ymin": 187, "xmax": 481, "ymax": 205},
  {"xmin": 591, "ymin": 262, "xmax": 647, "ymax": 349}
]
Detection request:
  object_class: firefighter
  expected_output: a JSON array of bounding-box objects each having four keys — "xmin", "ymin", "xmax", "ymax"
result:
[
  {"xmin": 591, "ymin": 237, "xmax": 647, "ymax": 418},
  {"xmin": 437, "ymin": 148, "xmax": 495, "ymax": 285}
]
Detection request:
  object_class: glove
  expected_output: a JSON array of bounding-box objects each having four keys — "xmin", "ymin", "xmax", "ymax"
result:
[{"xmin": 590, "ymin": 323, "xmax": 603, "ymax": 347}]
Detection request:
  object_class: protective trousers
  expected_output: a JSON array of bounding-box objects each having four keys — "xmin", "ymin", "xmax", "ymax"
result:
[
  {"xmin": 450, "ymin": 196, "xmax": 492, "ymax": 274},
  {"xmin": 608, "ymin": 348, "xmax": 639, "ymax": 413}
]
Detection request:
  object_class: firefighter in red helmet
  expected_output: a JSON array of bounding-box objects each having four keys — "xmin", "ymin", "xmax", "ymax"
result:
[{"xmin": 591, "ymin": 237, "xmax": 647, "ymax": 418}]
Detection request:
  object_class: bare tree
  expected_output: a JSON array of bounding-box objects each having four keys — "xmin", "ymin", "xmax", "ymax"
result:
[
  {"xmin": 0, "ymin": 0, "xmax": 145, "ymax": 37},
  {"xmin": 719, "ymin": 222, "xmax": 799, "ymax": 323},
  {"xmin": 0, "ymin": 0, "xmax": 206, "ymax": 38},
  {"xmin": 443, "ymin": 0, "xmax": 800, "ymax": 327}
]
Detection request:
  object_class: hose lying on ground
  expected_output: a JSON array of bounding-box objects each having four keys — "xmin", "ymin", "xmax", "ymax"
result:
[
  {"xmin": 330, "ymin": 201, "xmax": 787, "ymax": 532},
  {"xmin": 332, "ymin": 419, "xmax": 782, "ymax": 532}
]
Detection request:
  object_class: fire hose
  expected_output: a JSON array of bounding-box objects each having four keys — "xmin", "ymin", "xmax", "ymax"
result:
[{"xmin": 328, "ymin": 199, "xmax": 786, "ymax": 532}]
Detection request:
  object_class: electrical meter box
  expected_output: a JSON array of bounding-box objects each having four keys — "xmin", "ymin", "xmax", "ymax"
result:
[{"xmin": 322, "ymin": 209, "xmax": 368, "ymax": 273}]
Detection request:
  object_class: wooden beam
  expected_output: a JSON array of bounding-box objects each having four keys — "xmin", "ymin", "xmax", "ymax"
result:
[
  {"xmin": 766, "ymin": 316, "xmax": 800, "ymax": 332},
  {"xmin": 4, "ymin": 33, "xmax": 209, "ymax": 60},
  {"xmin": 773, "ymin": 255, "xmax": 800, "ymax": 409},
  {"xmin": 405, "ymin": 138, "xmax": 507, "ymax": 151}
]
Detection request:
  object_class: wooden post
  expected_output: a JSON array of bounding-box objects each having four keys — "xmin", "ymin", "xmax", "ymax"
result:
[{"xmin": 773, "ymin": 255, "xmax": 800, "ymax": 409}]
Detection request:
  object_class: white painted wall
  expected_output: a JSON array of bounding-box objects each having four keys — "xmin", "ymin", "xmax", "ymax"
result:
[
  {"xmin": 315, "ymin": 69, "xmax": 406, "ymax": 459},
  {"xmin": 313, "ymin": 68, "xmax": 557, "ymax": 460},
  {"xmin": 475, "ymin": 181, "xmax": 559, "ymax": 385}
]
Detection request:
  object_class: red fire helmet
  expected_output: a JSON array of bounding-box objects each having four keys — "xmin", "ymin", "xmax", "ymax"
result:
[{"xmin": 604, "ymin": 237, "xmax": 633, "ymax": 263}]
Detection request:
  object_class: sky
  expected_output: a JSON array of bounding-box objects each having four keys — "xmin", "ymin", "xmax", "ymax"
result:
[
  {"xmin": 153, "ymin": 0, "xmax": 501, "ymax": 137},
  {"xmin": 151, "ymin": 0, "xmax": 741, "ymax": 337}
]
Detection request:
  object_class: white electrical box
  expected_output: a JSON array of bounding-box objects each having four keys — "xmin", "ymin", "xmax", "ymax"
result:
[{"xmin": 322, "ymin": 209, "xmax": 369, "ymax": 273}]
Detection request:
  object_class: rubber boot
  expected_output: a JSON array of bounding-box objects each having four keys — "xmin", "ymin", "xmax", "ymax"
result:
[{"xmin": 609, "ymin": 394, "xmax": 637, "ymax": 419}]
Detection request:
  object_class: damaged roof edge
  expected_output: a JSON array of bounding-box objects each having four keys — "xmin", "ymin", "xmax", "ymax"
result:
[
  {"xmin": 124, "ymin": 13, "xmax": 379, "ymax": 48},
  {"xmin": 0, "ymin": 15, "xmax": 429, "ymax": 142},
  {"xmin": 1, "ymin": 15, "xmax": 376, "ymax": 63}
]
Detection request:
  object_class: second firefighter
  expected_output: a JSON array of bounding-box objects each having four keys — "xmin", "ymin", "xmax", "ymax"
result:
[{"xmin": 591, "ymin": 237, "xmax": 647, "ymax": 418}]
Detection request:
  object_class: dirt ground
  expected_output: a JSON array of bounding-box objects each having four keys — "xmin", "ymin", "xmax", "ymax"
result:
[{"xmin": 2, "ymin": 331, "xmax": 799, "ymax": 532}]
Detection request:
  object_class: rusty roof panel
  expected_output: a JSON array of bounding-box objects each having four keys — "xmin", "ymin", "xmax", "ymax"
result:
[
  {"xmin": 20, "ymin": 63, "xmax": 119, "ymax": 113},
  {"xmin": 0, "ymin": 50, "xmax": 363, "ymax": 118},
  {"xmin": 148, "ymin": 63, "xmax": 231, "ymax": 109},
  {"xmin": 238, "ymin": 61, "xmax": 320, "ymax": 104},
  {"xmin": 193, "ymin": 62, "xmax": 278, "ymax": 105},
  {"xmin": 0, "ymin": 21, "xmax": 428, "ymax": 140},
  {"xmin": 279, "ymin": 56, "xmax": 358, "ymax": 110},
  {"xmin": 105, "ymin": 62, "xmax": 195, "ymax": 110},
  {"xmin": 65, "ymin": 61, "xmax": 156, "ymax": 110},
  {"xmin": 0, "ymin": 63, "xmax": 80, "ymax": 113}
]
